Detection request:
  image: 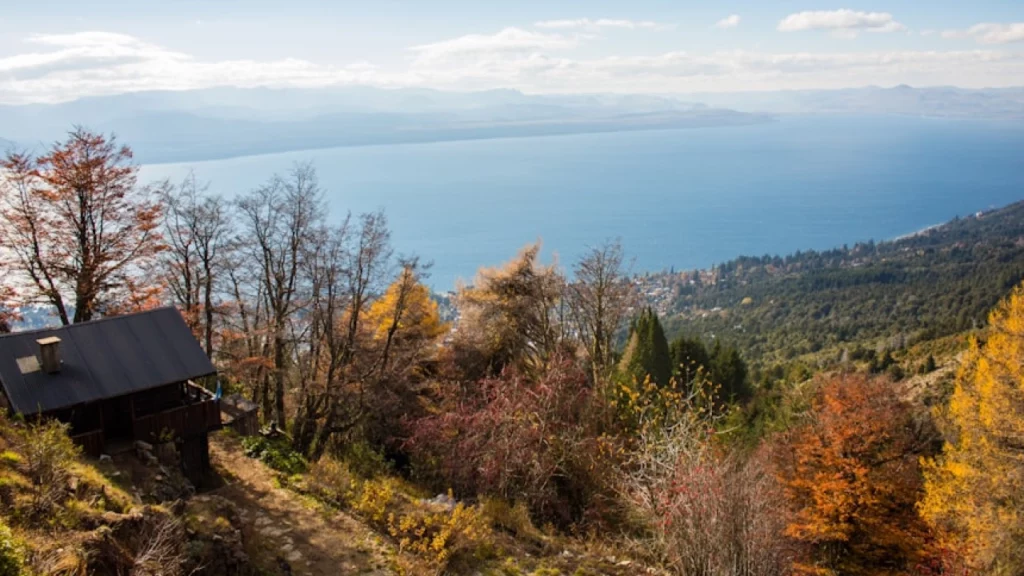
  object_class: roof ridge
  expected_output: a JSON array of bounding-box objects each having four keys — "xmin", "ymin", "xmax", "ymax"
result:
[{"xmin": 0, "ymin": 306, "xmax": 180, "ymax": 339}]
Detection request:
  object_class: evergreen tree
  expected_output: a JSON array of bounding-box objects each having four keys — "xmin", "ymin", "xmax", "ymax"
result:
[
  {"xmin": 618, "ymin": 307, "xmax": 672, "ymax": 387},
  {"xmin": 669, "ymin": 335, "xmax": 711, "ymax": 384},
  {"xmin": 669, "ymin": 335, "xmax": 751, "ymax": 403},
  {"xmin": 924, "ymin": 354, "xmax": 937, "ymax": 373},
  {"xmin": 709, "ymin": 342, "xmax": 751, "ymax": 402}
]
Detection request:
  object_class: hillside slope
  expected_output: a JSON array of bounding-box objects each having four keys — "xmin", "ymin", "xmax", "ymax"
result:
[{"xmin": 644, "ymin": 200, "xmax": 1024, "ymax": 363}]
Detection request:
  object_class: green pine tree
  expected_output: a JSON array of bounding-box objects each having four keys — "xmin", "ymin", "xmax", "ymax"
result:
[
  {"xmin": 709, "ymin": 342, "xmax": 751, "ymax": 402},
  {"xmin": 618, "ymin": 308, "xmax": 672, "ymax": 387},
  {"xmin": 669, "ymin": 335, "xmax": 711, "ymax": 385}
]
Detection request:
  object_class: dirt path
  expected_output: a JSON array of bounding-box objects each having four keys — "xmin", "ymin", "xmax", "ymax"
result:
[{"xmin": 209, "ymin": 435, "xmax": 399, "ymax": 576}]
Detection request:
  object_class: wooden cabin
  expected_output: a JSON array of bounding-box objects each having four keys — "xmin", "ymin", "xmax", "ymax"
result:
[{"xmin": 0, "ymin": 307, "xmax": 221, "ymax": 484}]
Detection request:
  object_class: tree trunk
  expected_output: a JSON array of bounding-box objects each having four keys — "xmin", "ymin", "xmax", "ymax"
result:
[
  {"xmin": 203, "ymin": 272, "xmax": 215, "ymax": 358},
  {"xmin": 274, "ymin": 333, "xmax": 287, "ymax": 429}
]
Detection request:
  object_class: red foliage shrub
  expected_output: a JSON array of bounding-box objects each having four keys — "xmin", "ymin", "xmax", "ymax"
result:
[{"xmin": 406, "ymin": 356, "xmax": 620, "ymax": 526}]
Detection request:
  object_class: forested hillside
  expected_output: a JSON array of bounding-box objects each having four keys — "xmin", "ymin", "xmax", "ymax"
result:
[{"xmin": 644, "ymin": 201, "xmax": 1024, "ymax": 362}]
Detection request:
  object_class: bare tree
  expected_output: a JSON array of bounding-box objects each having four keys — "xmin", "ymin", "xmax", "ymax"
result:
[
  {"xmin": 221, "ymin": 244, "xmax": 273, "ymax": 415},
  {"xmin": 291, "ymin": 219, "xmax": 352, "ymax": 455},
  {"xmin": 566, "ymin": 239, "xmax": 636, "ymax": 383},
  {"xmin": 160, "ymin": 172, "xmax": 232, "ymax": 358},
  {"xmin": 236, "ymin": 163, "xmax": 324, "ymax": 428},
  {"xmin": 308, "ymin": 211, "xmax": 392, "ymax": 459}
]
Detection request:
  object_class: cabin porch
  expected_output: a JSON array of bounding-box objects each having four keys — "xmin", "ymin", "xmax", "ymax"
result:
[{"xmin": 57, "ymin": 380, "xmax": 221, "ymax": 457}]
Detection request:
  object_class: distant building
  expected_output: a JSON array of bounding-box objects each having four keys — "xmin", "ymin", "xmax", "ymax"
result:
[{"xmin": 0, "ymin": 307, "xmax": 221, "ymax": 484}]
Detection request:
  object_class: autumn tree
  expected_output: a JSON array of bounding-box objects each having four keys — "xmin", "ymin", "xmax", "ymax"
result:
[
  {"xmin": 454, "ymin": 243, "xmax": 566, "ymax": 378},
  {"xmin": 364, "ymin": 260, "xmax": 447, "ymax": 376},
  {"xmin": 219, "ymin": 238, "xmax": 273, "ymax": 413},
  {"xmin": 357, "ymin": 261, "xmax": 449, "ymax": 449},
  {"xmin": 160, "ymin": 172, "xmax": 232, "ymax": 357},
  {"xmin": 0, "ymin": 128, "xmax": 164, "ymax": 324},
  {"xmin": 775, "ymin": 374, "xmax": 932, "ymax": 574},
  {"xmin": 920, "ymin": 282, "xmax": 1024, "ymax": 574},
  {"xmin": 565, "ymin": 239, "xmax": 635, "ymax": 383}
]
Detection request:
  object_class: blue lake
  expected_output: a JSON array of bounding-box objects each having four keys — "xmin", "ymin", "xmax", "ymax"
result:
[{"xmin": 140, "ymin": 115, "xmax": 1024, "ymax": 290}]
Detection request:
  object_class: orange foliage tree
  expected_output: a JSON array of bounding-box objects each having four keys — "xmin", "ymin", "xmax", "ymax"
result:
[
  {"xmin": 0, "ymin": 128, "xmax": 164, "ymax": 324},
  {"xmin": 775, "ymin": 374, "xmax": 932, "ymax": 575}
]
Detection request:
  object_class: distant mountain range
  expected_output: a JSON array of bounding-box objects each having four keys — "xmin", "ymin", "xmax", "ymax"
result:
[
  {"xmin": 0, "ymin": 87, "xmax": 768, "ymax": 163},
  {"xmin": 687, "ymin": 85, "xmax": 1024, "ymax": 120},
  {"xmin": 0, "ymin": 85, "xmax": 1021, "ymax": 164}
]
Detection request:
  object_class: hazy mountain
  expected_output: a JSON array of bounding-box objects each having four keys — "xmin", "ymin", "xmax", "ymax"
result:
[
  {"xmin": 1, "ymin": 85, "xmax": 1021, "ymax": 164},
  {"xmin": 0, "ymin": 86, "xmax": 765, "ymax": 163},
  {"xmin": 685, "ymin": 85, "xmax": 1024, "ymax": 119}
]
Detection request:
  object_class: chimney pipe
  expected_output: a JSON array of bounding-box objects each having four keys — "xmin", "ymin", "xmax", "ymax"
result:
[{"xmin": 37, "ymin": 336, "xmax": 61, "ymax": 374}]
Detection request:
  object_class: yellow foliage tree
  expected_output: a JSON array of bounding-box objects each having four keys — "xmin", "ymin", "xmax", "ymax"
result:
[
  {"xmin": 454, "ymin": 243, "xmax": 564, "ymax": 377},
  {"xmin": 364, "ymin": 265, "xmax": 447, "ymax": 355},
  {"xmin": 920, "ymin": 282, "xmax": 1024, "ymax": 574}
]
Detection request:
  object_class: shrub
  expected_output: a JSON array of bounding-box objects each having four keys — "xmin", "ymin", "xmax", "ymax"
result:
[
  {"xmin": 305, "ymin": 457, "xmax": 355, "ymax": 506},
  {"xmin": 622, "ymin": 395, "xmax": 791, "ymax": 576},
  {"xmin": 408, "ymin": 357, "xmax": 621, "ymax": 527},
  {"xmin": 0, "ymin": 521, "xmax": 25, "ymax": 576},
  {"xmin": 305, "ymin": 456, "xmax": 490, "ymax": 569},
  {"xmin": 241, "ymin": 435, "xmax": 307, "ymax": 475},
  {"xmin": 351, "ymin": 477, "xmax": 397, "ymax": 525},
  {"xmin": 130, "ymin": 513, "xmax": 188, "ymax": 576},
  {"xmin": 387, "ymin": 500, "xmax": 492, "ymax": 568},
  {"xmin": 481, "ymin": 497, "xmax": 541, "ymax": 542},
  {"xmin": 338, "ymin": 440, "xmax": 392, "ymax": 479},
  {"xmin": 13, "ymin": 419, "xmax": 79, "ymax": 514}
]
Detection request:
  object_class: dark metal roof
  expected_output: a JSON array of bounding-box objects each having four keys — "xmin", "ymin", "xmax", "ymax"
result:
[{"xmin": 0, "ymin": 307, "xmax": 216, "ymax": 414}]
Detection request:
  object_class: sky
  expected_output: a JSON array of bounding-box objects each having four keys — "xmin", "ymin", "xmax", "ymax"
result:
[{"xmin": 1, "ymin": 0, "xmax": 1023, "ymax": 104}]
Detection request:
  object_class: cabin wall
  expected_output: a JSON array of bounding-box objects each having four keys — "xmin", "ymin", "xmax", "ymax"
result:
[
  {"xmin": 132, "ymin": 383, "xmax": 185, "ymax": 417},
  {"xmin": 50, "ymin": 403, "xmax": 102, "ymax": 436}
]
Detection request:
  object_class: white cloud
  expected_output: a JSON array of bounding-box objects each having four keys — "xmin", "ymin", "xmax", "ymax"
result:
[
  {"xmin": 0, "ymin": 32, "xmax": 186, "ymax": 76},
  {"xmin": 940, "ymin": 22, "xmax": 1024, "ymax": 45},
  {"xmin": 534, "ymin": 18, "xmax": 674, "ymax": 32},
  {"xmin": 2, "ymin": 29, "xmax": 1024, "ymax": 103},
  {"xmin": 410, "ymin": 27, "xmax": 578, "ymax": 66},
  {"xmin": 0, "ymin": 31, "xmax": 399, "ymax": 103},
  {"xmin": 778, "ymin": 10, "xmax": 906, "ymax": 38},
  {"xmin": 714, "ymin": 15, "xmax": 741, "ymax": 30}
]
